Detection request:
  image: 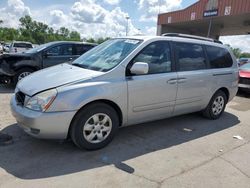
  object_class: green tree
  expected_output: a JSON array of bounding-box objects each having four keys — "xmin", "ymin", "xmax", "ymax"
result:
[{"xmin": 240, "ymin": 53, "xmax": 250, "ymax": 58}]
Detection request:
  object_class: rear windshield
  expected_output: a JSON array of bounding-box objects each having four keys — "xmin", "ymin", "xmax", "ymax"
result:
[{"xmin": 13, "ymin": 43, "xmax": 32, "ymax": 48}]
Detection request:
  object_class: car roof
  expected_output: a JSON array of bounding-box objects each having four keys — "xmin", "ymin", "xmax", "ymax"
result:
[
  {"xmin": 118, "ymin": 35, "xmax": 226, "ymax": 49},
  {"xmin": 12, "ymin": 41, "xmax": 32, "ymax": 44},
  {"xmin": 44, "ymin": 41, "xmax": 97, "ymax": 46}
]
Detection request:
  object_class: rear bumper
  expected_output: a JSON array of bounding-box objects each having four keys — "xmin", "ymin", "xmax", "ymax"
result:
[
  {"xmin": 10, "ymin": 95, "xmax": 76, "ymax": 139},
  {"xmin": 238, "ymin": 83, "xmax": 250, "ymax": 90}
]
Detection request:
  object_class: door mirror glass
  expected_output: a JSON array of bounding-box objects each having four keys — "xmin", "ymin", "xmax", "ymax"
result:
[{"xmin": 130, "ymin": 62, "xmax": 149, "ymax": 75}]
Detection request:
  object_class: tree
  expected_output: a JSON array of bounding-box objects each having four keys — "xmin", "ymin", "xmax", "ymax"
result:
[
  {"xmin": 69, "ymin": 31, "xmax": 81, "ymax": 41},
  {"xmin": 231, "ymin": 48, "xmax": 242, "ymax": 58},
  {"xmin": 240, "ymin": 53, "xmax": 250, "ymax": 58},
  {"xmin": 0, "ymin": 15, "xmax": 100, "ymax": 44}
]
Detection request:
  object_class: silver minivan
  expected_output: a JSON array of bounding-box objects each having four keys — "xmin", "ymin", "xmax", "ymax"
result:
[{"xmin": 11, "ymin": 34, "xmax": 238, "ymax": 150}]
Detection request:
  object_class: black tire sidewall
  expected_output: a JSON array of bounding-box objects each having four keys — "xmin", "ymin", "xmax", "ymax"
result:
[{"xmin": 70, "ymin": 103, "xmax": 119, "ymax": 150}]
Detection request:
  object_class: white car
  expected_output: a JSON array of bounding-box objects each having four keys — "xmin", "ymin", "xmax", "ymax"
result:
[
  {"xmin": 0, "ymin": 45, "xmax": 3, "ymax": 54},
  {"xmin": 9, "ymin": 41, "xmax": 33, "ymax": 53}
]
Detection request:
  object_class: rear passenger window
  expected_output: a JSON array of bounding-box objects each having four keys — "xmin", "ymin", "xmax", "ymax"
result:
[
  {"xmin": 74, "ymin": 45, "xmax": 95, "ymax": 55},
  {"xmin": 175, "ymin": 43, "xmax": 206, "ymax": 71},
  {"xmin": 132, "ymin": 41, "xmax": 172, "ymax": 74},
  {"xmin": 14, "ymin": 43, "xmax": 32, "ymax": 48},
  {"xmin": 206, "ymin": 46, "xmax": 233, "ymax": 68}
]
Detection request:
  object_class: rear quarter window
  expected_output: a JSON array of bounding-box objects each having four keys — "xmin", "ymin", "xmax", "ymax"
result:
[{"xmin": 205, "ymin": 46, "xmax": 233, "ymax": 68}]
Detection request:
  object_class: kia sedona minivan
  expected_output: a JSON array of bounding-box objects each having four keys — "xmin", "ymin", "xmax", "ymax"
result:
[{"xmin": 11, "ymin": 34, "xmax": 238, "ymax": 150}]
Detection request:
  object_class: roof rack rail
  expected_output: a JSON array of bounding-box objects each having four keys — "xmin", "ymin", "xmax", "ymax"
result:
[{"xmin": 162, "ymin": 33, "xmax": 223, "ymax": 44}]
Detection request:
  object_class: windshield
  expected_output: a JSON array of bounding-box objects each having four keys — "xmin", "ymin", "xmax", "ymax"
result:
[
  {"xmin": 240, "ymin": 63, "xmax": 250, "ymax": 70},
  {"xmin": 25, "ymin": 43, "xmax": 51, "ymax": 53},
  {"xmin": 72, "ymin": 38, "xmax": 142, "ymax": 72}
]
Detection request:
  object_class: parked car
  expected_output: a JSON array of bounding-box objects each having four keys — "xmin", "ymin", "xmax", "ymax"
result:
[
  {"xmin": 11, "ymin": 34, "xmax": 238, "ymax": 150},
  {"xmin": 9, "ymin": 41, "xmax": 33, "ymax": 53},
  {"xmin": 238, "ymin": 63, "xmax": 250, "ymax": 92},
  {"xmin": 0, "ymin": 41, "xmax": 97, "ymax": 84},
  {"xmin": 3, "ymin": 43, "xmax": 10, "ymax": 52},
  {"xmin": 0, "ymin": 44, "xmax": 3, "ymax": 54},
  {"xmin": 238, "ymin": 58, "xmax": 250, "ymax": 66}
]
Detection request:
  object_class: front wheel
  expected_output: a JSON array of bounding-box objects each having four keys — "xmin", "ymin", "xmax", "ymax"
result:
[
  {"xmin": 202, "ymin": 90, "xmax": 227, "ymax": 120},
  {"xmin": 70, "ymin": 103, "xmax": 119, "ymax": 150},
  {"xmin": 13, "ymin": 68, "xmax": 34, "ymax": 85}
]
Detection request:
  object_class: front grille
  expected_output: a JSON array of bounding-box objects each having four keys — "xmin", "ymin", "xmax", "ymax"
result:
[
  {"xmin": 15, "ymin": 91, "xmax": 25, "ymax": 106},
  {"xmin": 239, "ymin": 77, "xmax": 250, "ymax": 85}
]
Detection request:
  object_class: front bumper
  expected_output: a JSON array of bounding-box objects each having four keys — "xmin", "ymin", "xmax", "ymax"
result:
[
  {"xmin": 0, "ymin": 74, "xmax": 12, "ymax": 84},
  {"xmin": 10, "ymin": 96, "xmax": 76, "ymax": 139}
]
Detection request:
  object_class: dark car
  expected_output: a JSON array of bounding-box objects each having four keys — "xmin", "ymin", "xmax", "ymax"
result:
[
  {"xmin": 239, "ymin": 63, "xmax": 250, "ymax": 92},
  {"xmin": 0, "ymin": 41, "xmax": 97, "ymax": 84}
]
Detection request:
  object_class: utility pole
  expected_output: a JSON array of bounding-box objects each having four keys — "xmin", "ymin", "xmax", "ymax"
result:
[
  {"xmin": 207, "ymin": 18, "xmax": 212, "ymax": 37},
  {"xmin": 125, "ymin": 16, "xmax": 130, "ymax": 36},
  {"xmin": 158, "ymin": 0, "xmax": 161, "ymax": 14}
]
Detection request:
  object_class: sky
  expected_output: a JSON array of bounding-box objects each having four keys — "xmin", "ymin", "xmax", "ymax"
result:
[{"xmin": 0, "ymin": 0, "xmax": 249, "ymax": 52}]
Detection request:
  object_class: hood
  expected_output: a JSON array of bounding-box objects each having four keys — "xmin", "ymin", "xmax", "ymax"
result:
[
  {"xmin": 0, "ymin": 53, "xmax": 32, "ymax": 66},
  {"xmin": 17, "ymin": 63, "xmax": 103, "ymax": 96},
  {"xmin": 0, "ymin": 52, "xmax": 32, "ymax": 59}
]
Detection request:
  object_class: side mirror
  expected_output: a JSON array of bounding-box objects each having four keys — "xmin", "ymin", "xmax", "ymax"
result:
[{"xmin": 130, "ymin": 62, "xmax": 149, "ymax": 75}]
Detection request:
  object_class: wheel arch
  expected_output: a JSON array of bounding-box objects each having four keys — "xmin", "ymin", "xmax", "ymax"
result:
[
  {"xmin": 67, "ymin": 99, "xmax": 123, "ymax": 139},
  {"xmin": 216, "ymin": 87, "xmax": 229, "ymax": 101}
]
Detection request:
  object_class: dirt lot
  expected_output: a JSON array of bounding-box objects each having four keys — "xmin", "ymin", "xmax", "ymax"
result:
[{"xmin": 0, "ymin": 84, "xmax": 250, "ymax": 188}]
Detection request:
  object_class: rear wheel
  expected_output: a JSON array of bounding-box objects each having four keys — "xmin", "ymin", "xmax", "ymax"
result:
[
  {"xmin": 70, "ymin": 103, "xmax": 119, "ymax": 150},
  {"xmin": 202, "ymin": 90, "xmax": 227, "ymax": 120},
  {"xmin": 14, "ymin": 68, "xmax": 34, "ymax": 85}
]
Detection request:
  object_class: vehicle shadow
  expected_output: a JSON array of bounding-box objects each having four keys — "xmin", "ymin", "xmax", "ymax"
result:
[
  {"xmin": 0, "ymin": 84, "xmax": 14, "ymax": 94},
  {"xmin": 0, "ymin": 112, "xmax": 239, "ymax": 180},
  {"xmin": 237, "ymin": 89, "xmax": 250, "ymax": 98}
]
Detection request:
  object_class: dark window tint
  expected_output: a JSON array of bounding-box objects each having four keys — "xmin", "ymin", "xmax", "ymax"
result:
[
  {"xmin": 74, "ymin": 44, "xmax": 95, "ymax": 55},
  {"xmin": 14, "ymin": 43, "xmax": 32, "ymax": 48},
  {"xmin": 47, "ymin": 44, "xmax": 73, "ymax": 56},
  {"xmin": 132, "ymin": 41, "xmax": 172, "ymax": 74},
  {"xmin": 206, "ymin": 46, "xmax": 233, "ymax": 68},
  {"xmin": 175, "ymin": 42, "xmax": 206, "ymax": 71}
]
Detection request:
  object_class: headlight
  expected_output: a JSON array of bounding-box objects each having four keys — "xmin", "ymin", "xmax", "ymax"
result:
[{"xmin": 25, "ymin": 89, "xmax": 57, "ymax": 112}]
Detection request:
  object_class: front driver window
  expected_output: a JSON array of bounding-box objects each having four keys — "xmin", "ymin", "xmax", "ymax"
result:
[
  {"xmin": 132, "ymin": 41, "xmax": 172, "ymax": 74},
  {"xmin": 46, "ymin": 45, "xmax": 73, "ymax": 56}
]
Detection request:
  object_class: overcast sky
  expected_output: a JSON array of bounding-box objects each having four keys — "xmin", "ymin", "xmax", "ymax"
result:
[{"xmin": 0, "ymin": 0, "xmax": 249, "ymax": 52}]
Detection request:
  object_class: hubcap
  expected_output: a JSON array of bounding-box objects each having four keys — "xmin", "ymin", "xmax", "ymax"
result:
[
  {"xmin": 83, "ymin": 113, "xmax": 112, "ymax": 144},
  {"xmin": 18, "ymin": 72, "xmax": 31, "ymax": 81},
  {"xmin": 212, "ymin": 96, "xmax": 224, "ymax": 116}
]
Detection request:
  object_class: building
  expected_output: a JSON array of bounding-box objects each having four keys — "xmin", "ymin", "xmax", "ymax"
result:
[{"xmin": 157, "ymin": 0, "xmax": 250, "ymax": 39}]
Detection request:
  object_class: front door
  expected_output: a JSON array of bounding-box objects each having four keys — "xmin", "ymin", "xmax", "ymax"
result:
[
  {"xmin": 43, "ymin": 44, "xmax": 76, "ymax": 68},
  {"xmin": 127, "ymin": 41, "xmax": 178, "ymax": 125}
]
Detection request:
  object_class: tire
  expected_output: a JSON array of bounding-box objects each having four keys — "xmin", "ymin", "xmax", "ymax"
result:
[
  {"xmin": 70, "ymin": 102, "xmax": 119, "ymax": 150},
  {"xmin": 202, "ymin": 90, "xmax": 227, "ymax": 120},
  {"xmin": 13, "ymin": 68, "xmax": 34, "ymax": 85}
]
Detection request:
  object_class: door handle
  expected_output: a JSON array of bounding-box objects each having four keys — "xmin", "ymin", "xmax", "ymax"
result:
[
  {"xmin": 167, "ymin": 78, "xmax": 177, "ymax": 84},
  {"xmin": 177, "ymin": 78, "xmax": 187, "ymax": 83},
  {"xmin": 69, "ymin": 58, "xmax": 73, "ymax": 60}
]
